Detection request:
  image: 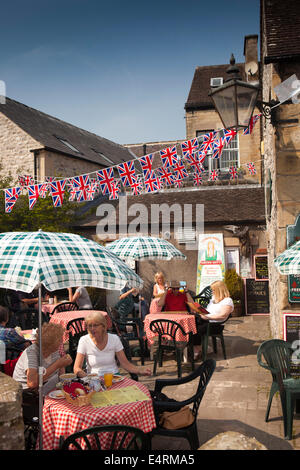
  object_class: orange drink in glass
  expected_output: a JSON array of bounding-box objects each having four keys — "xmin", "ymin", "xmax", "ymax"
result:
[{"xmin": 104, "ymin": 372, "xmax": 113, "ymax": 387}]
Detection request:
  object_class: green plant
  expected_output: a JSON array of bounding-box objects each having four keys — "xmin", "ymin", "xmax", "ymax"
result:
[{"xmin": 224, "ymin": 269, "xmax": 244, "ymax": 304}]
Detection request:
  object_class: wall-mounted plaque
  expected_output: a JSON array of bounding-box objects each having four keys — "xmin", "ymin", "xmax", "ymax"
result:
[
  {"xmin": 254, "ymin": 255, "xmax": 269, "ymax": 281},
  {"xmin": 283, "ymin": 313, "xmax": 300, "ymax": 379},
  {"xmin": 245, "ymin": 278, "xmax": 269, "ymax": 315}
]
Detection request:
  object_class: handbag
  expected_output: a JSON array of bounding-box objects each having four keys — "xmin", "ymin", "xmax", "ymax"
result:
[{"xmin": 159, "ymin": 405, "xmax": 194, "ymax": 430}]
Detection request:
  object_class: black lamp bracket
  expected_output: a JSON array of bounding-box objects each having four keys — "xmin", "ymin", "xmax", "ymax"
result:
[{"xmin": 256, "ymin": 99, "xmax": 280, "ymax": 123}]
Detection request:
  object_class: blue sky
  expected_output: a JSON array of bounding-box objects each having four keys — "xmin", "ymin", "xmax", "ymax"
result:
[{"xmin": 0, "ymin": 0, "xmax": 260, "ymax": 144}]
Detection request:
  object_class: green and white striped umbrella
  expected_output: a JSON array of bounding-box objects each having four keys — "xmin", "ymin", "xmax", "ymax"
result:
[
  {"xmin": 106, "ymin": 236, "xmax": 186, "ymax": 261},
  {"xmin": 0, "ymin": 230, "xmax": 143, "ymax": 292},
  {"xmin": 274, "ymin": 240, "xmax": 300, "ymax": 275}
]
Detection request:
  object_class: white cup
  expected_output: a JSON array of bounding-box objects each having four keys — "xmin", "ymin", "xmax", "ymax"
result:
[{"xmin": 49, "ymin": 298, "xmax": 54, "ymax": 304}]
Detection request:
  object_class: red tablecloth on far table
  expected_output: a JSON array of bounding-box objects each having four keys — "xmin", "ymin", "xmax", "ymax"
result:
[
  {"xmin": 144, "ymin": 312, "xmax": 197, "ymax": 345},
  {"xmin": 49, "ymin": 310, "xmax": 111, "ymax": 343},
  {"xmin": 42, "ymin": 377, "xmax": 156, "ymax": 450}
]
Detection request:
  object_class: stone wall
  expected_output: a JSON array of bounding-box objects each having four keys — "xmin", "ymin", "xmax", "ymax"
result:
[
  {"xmin": 263, "ymin": 61, "xmax": 300, "ymax": 338},
  {"xmin": 0, "ymin": 373, "xmax": 24, "ymax": 450},
  {"xmin": 0, "ymin": 112, "xmax": 40, "ymax": 181}
]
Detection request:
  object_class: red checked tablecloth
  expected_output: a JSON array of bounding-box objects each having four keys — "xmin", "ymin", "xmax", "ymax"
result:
[
  {"xmin": 144, "ymin": 312, "xmax": 197, "ymax": 345},
  {"xmin": 42, "ymin": 377, "xmax": 156, "ymax": 450},
  {"xmin": 49, "ymin": 310, "xmax": 112, "ymax": 343}
]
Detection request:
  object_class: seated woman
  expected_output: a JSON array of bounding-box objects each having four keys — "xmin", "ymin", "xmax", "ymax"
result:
[
  {"xmin": 74, "ymin": 311, "xmax": 151, "ymax": 378},
  {"xmin": 191, "ymin": 280, "xmax": 234, "ymax": 358},
  {"xmin": 13, "ymin": 323, "xmax": 72, "ymax": 419},
  {"xmin": 0, "ymin": 306, "xmax": 30, "ymax": 357},
  {"xmin": 68, "ymin": 286, "xmax": 93, "ymax": 309}
]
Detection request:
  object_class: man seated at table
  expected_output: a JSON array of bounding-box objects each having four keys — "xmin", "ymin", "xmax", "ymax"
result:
[{"xmin": 157, "ymin": 280, "xmax": 194, "ymax": 312}]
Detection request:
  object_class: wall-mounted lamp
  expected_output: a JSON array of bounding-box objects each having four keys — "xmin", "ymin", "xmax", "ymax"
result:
[{"xmin": 209, "ymin": 54, "xmax": 279, "ymax": 131}]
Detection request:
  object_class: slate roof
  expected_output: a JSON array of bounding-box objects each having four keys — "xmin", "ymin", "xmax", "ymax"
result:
[
  {"xmin": 185, "ymin": 63, "xmax": 245, "ymax": 111},
  {"xmin": 0, "ymin": 97, "xmax": 135, "ymax": 166},
  {"xmin": 262, "ymin": 0, "xmax": 300, "ymax": 63},
  {"xmin": 78, "ymin": 186, "xmax": 266, "ymax": 229}
]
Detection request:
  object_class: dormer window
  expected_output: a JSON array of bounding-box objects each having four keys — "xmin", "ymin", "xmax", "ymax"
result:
[
  {"xmin": 91, "ymin": 148, "xmax": 114, "ymax": 166},
  {"xmin": 55, "ymin": 135, "xmax": 80, "ymax": 153},
  {"xmin": 210, "ymin": 77, "xmax": 223, "ymax": 87}
]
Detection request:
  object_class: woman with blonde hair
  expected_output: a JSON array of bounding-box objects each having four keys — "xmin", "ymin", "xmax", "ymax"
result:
[
  {"xmin": 74, "ymin": 311, "xmax": 151, "ymax": 377},
  {"xmin": 149, "ymin": 272, "xmax": 166, "ymax": 314},
  {"xmin": 192, "ymin": 280, "xmax": 234, "ymax": 359}
]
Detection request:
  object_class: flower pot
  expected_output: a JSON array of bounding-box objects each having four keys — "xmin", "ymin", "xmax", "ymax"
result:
[{"xmin": 232, "ymin": 303, "xmax": 243, "ymax": 317}]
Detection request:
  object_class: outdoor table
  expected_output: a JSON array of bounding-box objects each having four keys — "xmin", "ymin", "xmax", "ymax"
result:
[
  {"xmin": 42, "ymin": 377, "xmax": 156, "ymax": 450},
  {"xmin": 143, "ymin": 311, "xmax": 197, "ymax": 345},
  {"xmin": 49, "ymin": 310, "xmax": 112, "ymax": 343},
  {"xmin": 41, "ymin": 302, "xmax": 61, "ymax": 316}
]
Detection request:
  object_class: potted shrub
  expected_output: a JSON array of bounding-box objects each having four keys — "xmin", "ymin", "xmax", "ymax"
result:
[{"xmin": 224, "ymin": 269, "xmax": 244, "ymax": 316}]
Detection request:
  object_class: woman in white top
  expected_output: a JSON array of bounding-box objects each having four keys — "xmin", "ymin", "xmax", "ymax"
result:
[
  {"xmin": 149, "ymin": 272, "xmax": 166, "ymax": 314},
  {"xmin": 68, "ymin": 286, "xmax": 93, "ymax": 309},
  {"xmin": 74, "ymin": 311, "xmax": 151, "ymax": 377},
  {"xmin": 192, "ymin": 280, "xmax": 234, "ymax": 357}
]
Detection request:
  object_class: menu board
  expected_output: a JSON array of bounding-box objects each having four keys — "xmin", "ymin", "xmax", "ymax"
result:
[
  {"xmin": 283, "ymin": 313, "xmax": 300, "ymax": 379},
  {"xmin": 245, "ymin": 278, "xmax": 270, "ymax": 314},
  {"xmin": 254, "ymin": 255, "xmax": 269, "ymax": 280}
]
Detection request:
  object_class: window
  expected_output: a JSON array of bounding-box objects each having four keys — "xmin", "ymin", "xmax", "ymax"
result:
[
  {"xmin": 225, "ymin": 247, "xmax": 240, "ymax": 274},
  {"xmin": 210, "ymin": 77, "xmax": 223, "ymax": 87},
  {"xmin": 91, "ymin": 149, "xmax": 115, "ymax": 166},
  {"xmin": 196, "ymin": 130, "xmax": 240, "ymax": 172},
  {"xmin": 55, "ymin": 136, "xmax": 80, "ymax": 153}
]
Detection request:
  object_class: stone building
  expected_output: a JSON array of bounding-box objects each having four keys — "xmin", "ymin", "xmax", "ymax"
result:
[
  {"xmin": 0, "ymin": 97, "xmax": 134, "ymax": 184},
  {"xmin": 261, "ymin": 0, "xmax": 300, "ymax": 337}
]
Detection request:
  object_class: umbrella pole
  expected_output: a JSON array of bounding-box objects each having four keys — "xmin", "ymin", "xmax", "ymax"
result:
[{"xmin": 38, "ymin": 283, "xmax": 43, "ymax": 450}]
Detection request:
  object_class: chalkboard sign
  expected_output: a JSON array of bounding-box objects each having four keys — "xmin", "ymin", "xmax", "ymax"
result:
[
  {"xmin": 254, "ymin": 255, "xmax": 269, "ymax": 280},
  {"xmin": 283, "ymin": 313, "xmax": 300, "ymax": 379},
  {"xmin": 245, "ymin": 278, "xmax": 270, "ymax": 314}
]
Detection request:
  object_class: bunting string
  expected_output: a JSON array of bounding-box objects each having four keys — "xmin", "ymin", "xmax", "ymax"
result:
[{"xmin": 2, "ymin": 114, "xmax": 262, "ymax": 213}]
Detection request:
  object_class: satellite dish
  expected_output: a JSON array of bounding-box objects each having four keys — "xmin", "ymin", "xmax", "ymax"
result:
[{"xmin": 245, "ymin": 61, "xmax": 258, "ymax": 76}]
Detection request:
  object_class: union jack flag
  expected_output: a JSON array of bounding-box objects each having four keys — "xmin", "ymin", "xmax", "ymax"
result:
[
  {"xmin": 156, "ymin": 166, "xmax": 175, "ymax": 186},
  {"xmin": 243, "ymin": 114, "xmax": 261, "ymax": 135},
  {"xmin": 39, "ymin": 183, "xmax": 48, "ymax": 198},
  {"xmin": 72, "ymin": 174, "xmax": 90, "ymax": 201},
  {"xmin": 181, "ymin": 138, "xmax": 199, "ymax": 158},
  {"xmin": 198, "ymin": 150, "xmax": 207, "ymax": 164},
  {"xmin": 247, "ymin": 162, "xmax": 256, "ymax": 175},
  {"xmin": 4, "ymin": 187, "xmax": 21, "ymax": 213},
  {"xmin": 86, "ymin": 182, "xmax": 98, "ymax": 201},
  {"xmin": 130, "ymin": 175, "xmax": 144, "ymax": 196},
  {"xmin": 49, "ymin": 179, "xmax": 67, "ymax": 207},
  {"xmin": 108, "ymin": 180, "xmax": 121, "ymax": 200},
  {"xmin": 229, "ymin": 166, "xmax": 238, "ymax": 179},
  {"xmin": 184, "ymin": 153, "xmax": 205, "ymax": 174},
  {"xmin": 209, "ymin": 169, "xmax": 219, "ymax": 181},
  {"xmin": 138, "ymin": 154, "xmax": 154, "ymax": 179},
  {"xmin": 117, "ymin": 161, "xmax": 136, "ymax": 187},
  {"xmin": 199, "ymin": 132, "xmax": 217, "ymax": 155},
  {"xmin": 97, "ymin": 168, "xmax": 115, "ymax": 195},
  {"xmin": 144, "ymin": 171, "xmax": 159, "ymax": 193},
  {"xmin": 173, "ymin": 178, "xmax": 184, "ymax": 188},
  {"xmin": 193, "ymin": 173, "xmax": 203, "ymax": 186},
  {"xmin": 212, "ymin": 137, "xmax": 225, "ymax": 159},
  {"xmin": 18, "ymin": 175, "xmax": 34, "ymax": 187},
  {"xmin": 223, "ymin": 128, "xmax": 237, "ymax": 145},
  {"xmin": 160, "ymin": 146, "xmax": 179, "ymax": 168},
  {"xmin": 172, "ymin": 160, "xmax": 188, "ymax": 180},
  {"xmin": 28, "ymin": 184, "xmax": 43, "ymax": 210},
  {"xmin": 68, "ymin": 186, "xmax": 78, "ymax": 201}
]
